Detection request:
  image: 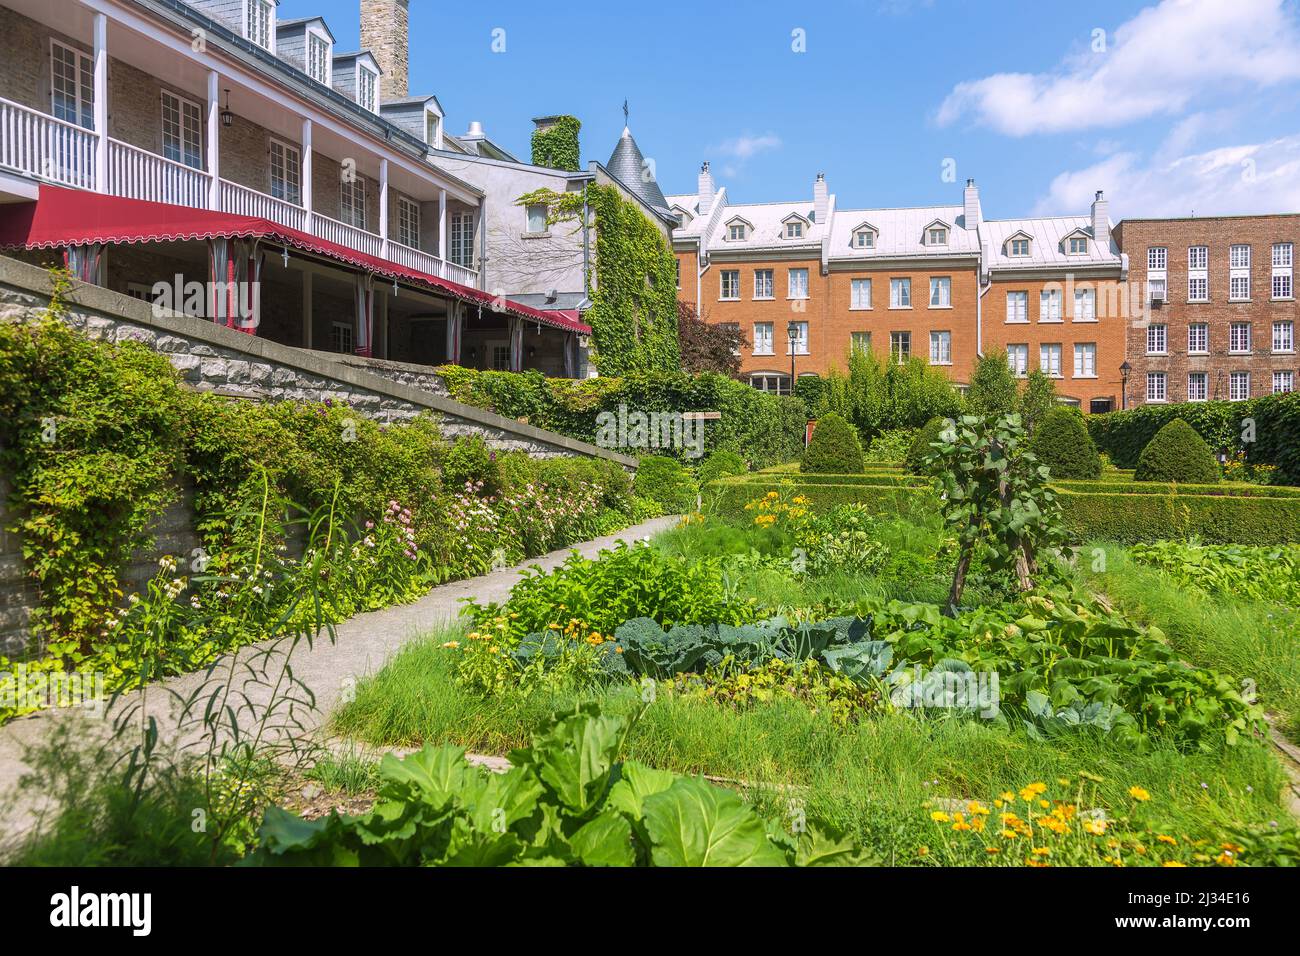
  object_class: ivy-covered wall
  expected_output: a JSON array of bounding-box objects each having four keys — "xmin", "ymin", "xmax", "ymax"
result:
[{"xmin": 530, "ymin": 115, "xmax": 582, "ymax": 172}]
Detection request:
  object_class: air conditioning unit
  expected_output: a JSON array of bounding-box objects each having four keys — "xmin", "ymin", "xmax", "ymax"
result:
[{"xmin": 1149, "ymin": 295, "xmax": 1164, "ymax": 308}]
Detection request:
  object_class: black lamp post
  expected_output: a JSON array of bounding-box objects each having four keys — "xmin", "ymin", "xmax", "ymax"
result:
[
  {"xmin": 220, "ymin": 89, "xmax": 234, "ymax": 129},
  {"xmin": 1119, "ymin": 360, "xmax": 1132, "ymax": 410},
  {"xmin": 787, "ymin": 320, "xmax": 799, "ymax": 397}
]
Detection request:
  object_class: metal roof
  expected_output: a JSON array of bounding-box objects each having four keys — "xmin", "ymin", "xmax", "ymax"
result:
[{"xmin": 606, "ymin": 127, "xmax": 671, "ymax": 216}]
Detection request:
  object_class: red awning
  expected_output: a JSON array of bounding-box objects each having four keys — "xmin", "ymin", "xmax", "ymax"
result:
[{"xmin": 0, "ymin": 185, "xmax": 591, "ymax": 335}]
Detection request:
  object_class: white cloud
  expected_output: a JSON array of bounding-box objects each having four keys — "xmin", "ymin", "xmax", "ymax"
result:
[
  {"xmin": 1032, "ymin": 135, "xmax": 1300, "ymax": 218},
  {"xmin": 711, "ymin": 133, "xmax": 783, "ymax": 161},
  {"xmin": 937, "ymin": 0, "xmax": 1300, "ymax": 136}
]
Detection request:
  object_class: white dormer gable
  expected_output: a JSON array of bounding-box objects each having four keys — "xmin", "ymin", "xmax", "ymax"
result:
[
  {"xmin": 244, "ymin": 0, "xmax": 278, "ymax": 52},
  {"xmin": 724, "ymin": 215, "xmax": 754, "ymax": 241},
  {"xmin": 849, "ymin": 221, "xmax": 879, "ymax": 250},
  {"xmin": 672, "ymin": 202, "xmax": 695, "ymax": 226},
  {"xmin": 781, "ymin": 212, "xmax": 810, "ymax": 239},
  {"xmin": 922, "ymin": 219, "xmax": 951, "ymax": 246},
  {"xmin": 1004, "ymin": 230, "xmax": 1033, "ymax": 257},
  {"xmin": 1062, "ymin": 228, "xmax": 1091, "ymax": 255},
  {"xmin": 425, "ymin": 102, "xmax": 444, "ymax": 148}
]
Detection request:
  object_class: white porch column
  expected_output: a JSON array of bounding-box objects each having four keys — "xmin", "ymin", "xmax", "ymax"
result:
[
  {"xmin": 437, "ymin": 188, "xmax": 447, "ymax": 262},
  {"xmin": 379, "ymin": 159, "xmax": 390, "ymax": 258},
  {"xmin": 302, "ymin": 270, "xmax": 313, "ymax": 349},
  {"xmin": 206, "ymin": 71, "xmax": 220, "ymax": 209},
  {"xmin": 92, "ymin": 13, "xmax": 108, "ymax": 193},
  {"xmin": 301, "ymin": 119, "xmax": 313, "ymax": 234}
]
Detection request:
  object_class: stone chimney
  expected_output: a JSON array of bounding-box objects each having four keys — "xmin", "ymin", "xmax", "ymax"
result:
[
  {"xmin": 813, "ymin": 172, "xmax": 828, "ymax": 226},
  {"xmin": 1091, "ymin": 189, "xmax": 1111, "ymax": 250},
  {"xmin": 361, "ymin": 0, "xmax": 409, "ymax": 100},
  {"xmin": 963, "ymin": 178, "xmax": 982, "ymax": 230},
  {"xmin": 698, "ymin": 161, "xmax": 715, "ymax": 216}
]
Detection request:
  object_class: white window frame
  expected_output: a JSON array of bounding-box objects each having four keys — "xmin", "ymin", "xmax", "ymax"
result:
[
  {"xmin": 1188, "ymin": 322, "xmax": 1208, "ymax": 355},
  {"xmin": 1274, "ymin": 370, "xmax": 1295, "ymax": 394},
  {"xmin": 1273, "ymin": 320, "xmax": 1294, "ymax": 354},
  {"xmin": 850, "ymin": 331, "xmax": 872, "ymax": 355},
  {"xmin": 450, "ymin": 212, "xmax": 474, "ymax": 268},
  {"xmin": 49, "ymin": 39, "xmax": 94, "ymax": 131},
  {"xmin": 330, "ymin": 320, "xmax": 354, "ymax": 355},
  {"xmin": 1005, "ymin": 290, "xmax": 1028, "ymax": 324},
  {"xmin": 1146, "ymin": 371, "xmax": 1167, "ymax": 403},
  {"xmin": 850, "ymin": 278, "xmax": 872, "ymax": 310},
  {"xmin": 161, "ymin": 89, "xmax": 203, "ymax": 170},
  {"xmin": 1039, "ymin": 289, "xmax": 1062, "ymax": 322},
  {"xmin": 1006, "ymin": 343, "xmax": 1029, "ymax": 377},
  {"xmin": 1073, "ymin": 343, "xmax": 1096, "ymax": 378},
  {"xmin": 929, "ymin": 276, "xmax": 951, "ymax": 309},
  {"xmin": 1039, "ymin": 342, "xmax": 1062, "ymax": 378},
  {"xmin": 720, "ymin": 270, "xmax": 740, "ymax": 301},
  {"xmin": 245, "ymin": 0, "xmax": 275, "ymax": 52},
  {"xmin": 1229, "ymin": 244, "xmax": 1251, "ymax": 301},
  {"xmin": 1187, "ymin": 245, "xmax": 1208, "ymax": 303},
  {"xmin": 1229, "ymin": 322, "xmax": 1252, "ymax": 354},
  {"xmin": 754, "ymin": 269, "xmax": 774, "ymax": 300},
  {"xmin": 357, "ymin": 64, "xmax": 379, "ymax": 113},
  {"xmin": 397, "ymin": 195, "xmax": 421, "ymax": 249},
  {"xmin": 890, "ymin": 278, "xmax": 912, "ymax": 309},
  {"xmin": 785, "ymin": 220, "xmax": 804, "ymax": 239},
  {"xmin": 340, "ymin": 175, "xmax": 367, "ymax": 230},
  {"xmin": 1147, "ymin": 247, "xmax": 1167, "ymax": 271},
  {"xmin": 890, "ymin": 331, "xmax": 911, "ymax": 363},
  {"xmin": 1230, "ymin": 371, "xmax": 1251, "ymax": 402},
  {"xmin": 753, "ymin": 322, "xmax": 774, "ymax": 356},
  {"xmin": 1146, "ymin": 323, "xmax": 1167, "ymax": 355},
  {"xmin": 306, "ymin": 29, "xmax": 332, "ymax": 85},
  {"xmin": 525, "ymin": 203, "xmax": 548, "ymax": 235},
  {"xmin": 1009, "ymin": 237, "xmax": 1030, "ymax": 258},
  {"xmin": 1273, "ymin": 243, "xmax": 1294, "ymax": 300},
  {"xmin": 1068, "ymin": 235, "xmax": 1088, "ymax": 255},
  {"xmin": 728, "ymin": 223, "xmax": 746, "ymax": 241},
  {"xmin": 927, "ymin": 226, "xmax": 948, "ymax": 246},
  {"xmin": 855, "ymin": 230, "xmax": 874, "ymax": 249},
  {"xmin": 930, "ymin": 330, "xmax": 952, "ymax": 366},
  {"xmin": 269, "ymin": 137, "xmax": 301, "ymax": 205},
  {"xmin": 1188, "ymin": 372, "xmax": 1208, "ymax": 402},
  {"xmin": 787, "ymin": 268, "xmax": 809, "ymax": 300},
  {"xmin": 1073, "ymin": 288, "xmax": 1096, "ymax": 322},
  {"xmin": 787, "ymin": 321, "xmax": 809, "ymax": 355}
]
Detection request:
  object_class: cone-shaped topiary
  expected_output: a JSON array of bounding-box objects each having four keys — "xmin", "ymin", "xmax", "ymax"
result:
[
  {"xmin": 1134, "ymin": 418, "xmax": 1220, "ymax": 483},
  {"xmin": 905, "ymin": 416, "xmax": 949, "ymax": 475},
  {"xmin": 801, "ymin": 412, "xmax": 864, "ymax": 474},
  {"xmin": 1027, "ymin": 406, "xmax": 1102, "ymax": 479}
]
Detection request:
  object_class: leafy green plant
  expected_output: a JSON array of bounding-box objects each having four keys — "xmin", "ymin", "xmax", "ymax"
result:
[
  {"xmin": 1028, "ymin": 407, "xmax": 1102, "ymax": 479},
  {"xmin": 1129, "ymin": 541, "xmax": 1300, "ymax": 607},
  {"xmin": 906, "ymin": 417, "xmax": 949, "ymax": 475},
  {"xmin": 1016, "ymin": 370, "xmax": 1059, "ymax": 435},
  {"xmin": 865, "ymin": 427, "xmax": 917, "ymax": 464},
  {"xmin": 1135, "ymin": 419, "xmax": 1221, "ymax": 483},
  {"xmin": 966, "ymin": 354, "xmax": 1019, "ymax": 418},
  {"xmin": 696, "ymin": 449, "xmax": 747, "ymax": 485},
  {"xmin": 243, "ymin": 703, "xmax": 870, "ymax": 866},
  {"xmin": 802, "ymin": 412, "xmax": 864, "ymax": 474},
  {"xmin": 634, "ymin": 455, "xmax": 698, "ymax": 513}
]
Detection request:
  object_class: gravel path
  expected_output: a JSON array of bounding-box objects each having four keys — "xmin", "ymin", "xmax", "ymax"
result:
[{"xmin": 0, "ymin": 516, "xmax": 678, "ymax": 842}]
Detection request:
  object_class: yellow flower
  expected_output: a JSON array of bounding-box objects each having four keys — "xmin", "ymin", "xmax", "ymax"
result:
[
  {"xmin": 952, "ymin": 822, "xmax": 972, "ymax": 832},
  {"xmin": 1156, "ymin": 834, "xmax": 1177, "ymax": 846},
  {"xmin": 967, "ymin": 801, "xmax": 990, "ymax": 816},
  {"xmin": 985, "ymin": 847, "xmax": 1001, "ymax": 855},
  {"xmin": 1057, "ymin": 778, "xmax": 1071, "ymax": 787},
  {"xmin": 1082, "ymin": 818, "xmax": 1108, "ymax": 836},
  {"xmin": 1161, "ymin": 861, "xmax": 1187, "ymax": 867},
  {"xmin": 1000, "ymin": 829, "xmax": 1017, "ymax": 839},
  {"xmin": 917, "ymin": 846, "xmax": 929, "ymax": 856},
  {"xmin": 1029, "ymin": 782, "xmax": 1047, "ymax": 795},
  {"xmin": 1128, "ymin": 786, "xmax": 1151, "ymax": 802},
  {"xmin": 1038, "ymin": 799, "xmax": 1050, "ymax": 809},
  {"xmin": 441, "ymin": 640, "xmax": 460, "ymax": 649},
  {"xmin": 1215, "ymin": 851, "xmax": 1237, "ymax": 867},
  {"xmin": 1031, "ymin": 847, "xmax": 1050, "ymax": 857},
  {"xmin": 930, "ymin": 811, "xmax": 951, "ymax": 823},
  {"xmin": 1000, "ymin": 792, "xmax": 1015, "ymax": 802}
]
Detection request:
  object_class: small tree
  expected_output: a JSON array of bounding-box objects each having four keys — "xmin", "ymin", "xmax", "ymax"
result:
[
  {"xmin": 967, "ymin": 354, "xmax": 1019, "ymax": 418},
  {"xmin": 801, "ymin": 412, "xmax": 865, "ymax": 474},
  {"xmin": 1028, "ymin": 407, "xmax": 1101, "ymax": 479},
  {"xmin": 1134, "ymin": 418, "xmax": 1220, "ymax": 483},
  {"xmin": 1018, "ymin": 370, "xmax": 1059, "ymax": 435},
  {"xmin": 926, "ymin": 413, "xmax": 1071, "ymax": 613},
  {"xmin": 677, "ymin": 300, "xmax": 745, "ymax": 375}
]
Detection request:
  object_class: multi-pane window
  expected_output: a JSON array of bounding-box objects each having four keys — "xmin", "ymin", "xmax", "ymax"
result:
[
  {"xmin": 1039, "ymin": 343, "xmax": 1062, "ymax": 377},
  {"xmin": 357, "ymin": 66, "xmax": 378, "ymax": 112},
  {"xmin": 247, "ymin": 0, "xmax": 274, "ymax": 50},
  {"xmin": 1274, "ymin": 320, "xmax": 1294, "ymax": 353},
  {"xmin": 1146, "ymin": 323, "xmax": 1167, "ymax": 354},
  {"xmin": 1230, "ymin": 322, "xmax": 1252, "ymax": 353},
  {"xmin": 929, "ymin": 276, "xmax": 951, "ymax": 308},
  {"xmin": 788, "ymin": 321, "xmax": 809, "ymax": 355},
  {"xmin": 1073, "ymin": 343, "xmax": 1096, "ymax": 377},
  {"xmin": 1148, "ymin": 247, "xmax": 1167, "ymax": 270},
  {"xmin": 930, "ymin": 331, "xmax": 952, "ymax": 365},
  {"xmin": 855, "ymin": 230, "xmax": 874, "ymax": 249},
  {"xmin": 1068, "ymin": 236, "xmax": 1088, "ymax": 254},
  {"xmin": 1188, "ymin": 323, "xmax": 1208, "ymax": 354},
  {"xmin": 1040, "ymin": 289, "xmax": 1062, "ymax": 322},
  {"xmin": 785, "ymin": 220, "xmax": 804, "ymax": 239},
  {"xmin": 728, "ymin": 223, "xmax": 745, "ymax": 241},
  {"xmin": 1147, "ymin": 372, "xmax": 1167, "ymax": 402},
  {"xmin": 161, "ymin": 91, "xmax": 203, "ymax": 169},
  {"xmin": 1006, "ymin": 343, "xmax": 1029, "ymax": 377},
  {"xmin": 1187, "ymin": 276, "xmax": 1208, "ymax": 301},
  {"xmin": 1275, "ymin": 371, "xmax": 1295, "ymax": 394},
  {"xmin": 890, "ymin": 278, "xmax": 911, "ymax": 308},
  {"xmin": 426, "ymin": 113, "xmax": 439, "ymax": 146},
  {"xmin": 1006, "ymin": 291, "xmax": 1028, "ymax": 323},
  {"xmin": 397, "ymin": 197, "xmax": 420, "ymax": 249},
  {"xmin": 307, "ymin": 32, "xmax": 330, "ymax": 84},
  {"xmin": 1274, "ymin": 243, "xmax": 1294, "ymax": 299},
  {"xmin": 749, "ymin": 373, "xmax": 790, "ymax": 395},
  {"xmin": 788, "ymin": 268, "xmax": 809, "ymax": 299},
  {"xmin": 50, "ymin": 41, "xmax": 94, "ymax": 130},
  {"xmin": 850, "ymin": 278, "xmax": 871, "ymax": 309},
  {"xmin": 850, "ymin": 331, "xmax": 872, "ymax": 355},
  {"xmin": 1188, "ymin": 372, "xmax": 1208, "ymax": 402},
  {"xmin": 1074, "ymin": 288, "xmax": 1096, "ymax": 321},
  {"xmin": 269, "ymin": 139, "xmax": 301, "ymax": 204},
  {"xmin": 928, "ymin": 226, "xmax": 948, "ymax": 245},
  {"xmin": 754, "ymin": 269, "xmax": 774, "ymax": 299},
  {"xmin": 720, "ymin": 270, "xmax": 740, "ymax": 300},
  {"xmin": 753, "ymin": 322, "xmax": 774, "ymax": 355},
  {"xmin": 1148, "ymin": 278, "xmax": 1167, "ymax": 302},
  {"xmin": 340, "ymin": 176, "xmax": 367, "ymax": 229},
  {"xmin": 1230, "ymin": 371, "xmax": 1251, "ymax": 401},
  {"xmin": 890, "ymin": 331, "xmax": 911, "ymax": 363},
  {"xmin": 1187, "ymin": 245, "xmax": 1208, "ymax": 269},
  {"xmin": 330, "ymin": 321, "xmax": 354, "ymax": 355},
  {"xmin": 1186, "ymin": 246, "xmax": 1209, "ymax": 301},
  {"xmin": 1230, "ymin": 244, "xmax": 1251, "ymax": 300},
  {"xmin": 1009, "ymin": 238, "xmax": 1030, "ymax": 257},
  {"xmin": 450, "ymin": 212, "xmax": 474, "ymax": 268}
]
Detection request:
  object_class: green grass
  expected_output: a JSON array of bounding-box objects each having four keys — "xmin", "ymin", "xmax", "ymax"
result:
[
  {"xmin": 332, "ymin": 626, "xmax": 1293, "ymax": 864},
  {"xmin": 1078, "ymin": 544, "xmax": 1300, "ymax": 741},
  {"xmin": 306, "ymin": 747, "xmax": 381, "ymax": 795}
]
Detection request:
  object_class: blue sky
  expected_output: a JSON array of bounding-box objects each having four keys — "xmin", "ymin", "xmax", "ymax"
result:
[{"xmin": 280, "ymin": 0, "xmax": 1300, "ymax": 219}]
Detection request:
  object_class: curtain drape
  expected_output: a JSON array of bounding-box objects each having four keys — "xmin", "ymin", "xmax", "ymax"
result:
[
  {"xmin": 354, "ymin": 272, "xmax": 375, "ymax": 356},
  {"xmin": 64, "ymin": 243, "xmax": 103, "ymax": 284}
]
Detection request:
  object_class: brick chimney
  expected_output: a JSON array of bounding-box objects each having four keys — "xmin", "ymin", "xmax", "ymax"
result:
[
  {"xmin": 698, "ymin": 161, "xmax": 715, "ymax": 216},
  {"xmin": 361, "ymin": 0, "xmax": 409, "ymax": 100},
  {"xmin": 813, "ymin": 172, "xmax": 828, "ymax": 226},
  {"xmin": 1091, "ymin": 189, "xmax": 1111, "ymax": 250},
  {"xmin": 963, "ymin": 178, "xmax": 982, "ymax": 230}
]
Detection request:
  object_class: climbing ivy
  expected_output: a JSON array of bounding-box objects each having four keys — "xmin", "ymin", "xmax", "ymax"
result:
[
  {"xmin": 530, "ymin": 115, "xmax": 582, "ymax": 172},
  {"xmin": 517, "ymin": 183, "xmax": 680, "ymax": 376}
]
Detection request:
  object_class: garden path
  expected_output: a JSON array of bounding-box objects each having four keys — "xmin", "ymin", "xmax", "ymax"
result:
[{"xmin": 0, "ymin": 516, "xmax": 678, "ymax": 843}]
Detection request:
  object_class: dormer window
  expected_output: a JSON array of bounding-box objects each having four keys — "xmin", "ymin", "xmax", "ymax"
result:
[
  {"xmin": 1066, "ymin": 233, "xmax": 1089, "ymax": 255},
  {"xmin": 246, "ymin": 0, "xmax": 274, "ymax": 51},
  {"xmin": 786, "ymin": 221, "xmax": 804, "ymax": 239},
  {"xmin": 357, "ymin": 65, "xmax": 378, "ymax": 112},
  {"xmin": 855, "ymin": 230, "xmax": 874, "ymax": 249},
  {"xmin": 306, "ymin": 31, "xmax": 330, "ymax": 84},
  {"xmin": 729, "ymin": 223, "xmax": 746, "ymax": 241},
  {"xmin": 927, "ymin": 226, "xmax": 948, "ymax": 246},
  {"xmin": 426, "ymin": 111, "xmax": 441, "ymax": 147},
  {"xmin": 1006, "ymin": 233, "xmax": 1032, "ymax": 257}
]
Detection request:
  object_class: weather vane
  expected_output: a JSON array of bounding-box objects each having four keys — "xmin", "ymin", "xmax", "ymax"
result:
[{"xmin": 623, "ymin": 99, "xmax": 629, "ymax": 126}]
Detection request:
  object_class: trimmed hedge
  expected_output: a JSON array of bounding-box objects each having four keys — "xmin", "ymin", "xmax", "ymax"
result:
[
  {"xmin": 634, "ymin": 455, "xmax": 698, "ymax": 513},
  {"xmin": 1028, "ymin": 407, "xmax": 1101, "ymax": 479},
  {"xmin": 1134, "ymin": 419, "xmax": 1220, "ymax": 483},
  {"xmin": 905, "ymin": 416, "xmax": 948, "ymax": 475},
  {"xmin": 1088, "ymin": 392, "xmax": 1300, "ymax": 484},
  {"xmin": 801, "ymin": 412, "xmax": 864, "ymax": 474}
]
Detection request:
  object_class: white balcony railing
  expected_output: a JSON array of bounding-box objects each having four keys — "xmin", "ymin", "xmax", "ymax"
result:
[
  {"xmin": 219, "ymin": 178, "xmax": 308, "ymax": 232},
  {"xmin": 312, "ymin": 212, "xmax": 384, "ymax": 259},
  {"xmin": 0, "ymin": 96, "xmax": 96, "ymax": 190},
  {"xmin": 388, "ymin": 239, "xmax": 477, "ymax": 287},
  {"xmin": 108, "ymin": 138, "xmax": 210, "ymax": 209}
]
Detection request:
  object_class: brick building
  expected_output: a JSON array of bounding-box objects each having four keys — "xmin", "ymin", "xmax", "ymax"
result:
[{"xmin": 1113, "ymin": 215, "xmax": 1298, "ymax": 407}]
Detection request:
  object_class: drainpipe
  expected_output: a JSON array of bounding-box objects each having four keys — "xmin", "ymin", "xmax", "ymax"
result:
[
  {"xmin": 478, "ymin": 195, "xmax": 488, "ymax": 291},
  {"xmin": 582, "ymin": 184, "xmax": 590, "ymax": 294},
  {"xmin": 977, "ymin": 280, "xmax": 991, "ymax": 356}
]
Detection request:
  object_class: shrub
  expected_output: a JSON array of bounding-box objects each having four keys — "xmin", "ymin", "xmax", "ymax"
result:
[
  {"xmin": 1017, "ymin": 370, "xmax": 1059, "ymax": 435},
  {"xmin": 865, "ymin": 427, "xmax": 916, "ymax": 464},
  {"xmin": 696, "ymin": 449, "xmax": 747, "ymax": 486},
  {"xmin": 801, "ymin": 412, "xmax": 864, "ymax": 474},
  {"xmin": 440, "ymin": 434, "xmax": 503, "ymax": 496},
  {"xmin": 966, "ymin": 354, "xmax": 1018, "ymax": 417},
  {"xmin": 1135, "ymin": 419, "xmax": 1220, "ymax": 483},
  {"xmin": 634, "ymin": 455, "xmax": 698, "ymax": 513},
  {"xmin": 1028, "ymin": 407, "xmax": 1102, "ymax": 479},
  {"xmin": 811, "ymin": 350, "xmax": 961, "ymax": 442},
  {"xmin": 905, "ymin": 417, "xmax": 949, "ymax": 475}
]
